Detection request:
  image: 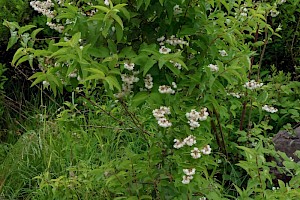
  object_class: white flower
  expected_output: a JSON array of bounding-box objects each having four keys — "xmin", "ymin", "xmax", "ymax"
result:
[
  {"xmin": 240, "ymin": 12, "xmax": 247, "ymax": 17},
  {"xmin": 278, "ymin": 0, "xmax": 286, "ymax": 4},
  {"xmin": 159, "ymin": 46, "xmax": 171, "ymax": 54},
  {"xmin": 182, "ymin": 175, "xmax": 193, "ymax": 184},
  {"xmin": 201, "ymin": 145, "xmax": 212, "ymax": 155},
  {"xmin": 172, "ymin": 82, "xmax": 177, "ymax": 88},
  {"xmin": 243, "ymin": 80, "xmax": 263, "ymax": 90},
  {"xmin": 227, "ymin": 92, "xmax": 242, "ymax": 98},
  {"xmin": 173, "ymin": 5, "xmax": 183, "ymax": 15},
  {"xmin": 191, "ymin": 147, "xmax": 201, "ymax": 159},
  {"xmin": 262, "ymin": 105, "xmax": 278, "ymax": 113},
  {"xmin": 79, "ymin": 46, "xmax": 83, "ymax": 50},
  {"xmin": 199, "ymin": 197, "xmax": 207, "ymax": 200},
  {"xmin": 188, "ymin": 120, "xmax": 200, "ymax": 130},
  {"xmin": 219, "ymin": 50, "xmax": 228, "ymax": 57},
  {"xmin": 184, "ymin": 135, "xmax": 196, "ymax": 146},
  {"xmin": 159, "ymin": 106, "xmax": 171, "ymax": 115},
  {"xmin": 68, "ymin": 72, "xmax": 77, "ymax": 78},
  {"xmin": 104, "ymin": 0, "xmax": 109, "ymax": 6},
  {"xmin": 124, "ymin": 62, "xmax": 135, "ymax": 71},
  {"xmin": 270, "ymin": 10, "xmax": 279, "ymax": 17},
  {"xmin": 174, "ymin": 139, "xmax": 185, "ymax": 149},
  {"xmin": 42, "ymin": 81, "xmax": 50, "ymax": 87},
  {"xmin": 199, "ymin": 108, "xmax": 209, "ymax": 121},
  {"xmin": 183, "ymin": 168, "xmax": 196, "ymax": 176},
  {"xmin": 144, "ymin": 74, "xmax": 153, "ymax": 89},
  {"xmin": 157, "ymin": 36, "xmax": 165, "ymax": 42},
  {"xmin": 158, "ymin": 85, "xmax": 175, "ymax": 94},
  {"xmin": 207, "ymin": 64, "xmax": 219, "ymax": 72},
  {"xmin": 157, "ymin": 118, "xmax": 172, "ymax": 128}
]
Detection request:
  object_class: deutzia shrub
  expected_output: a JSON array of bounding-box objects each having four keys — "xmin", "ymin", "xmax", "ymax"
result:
[{"xmin": 5, "ymin": 0, "xmax": 300, "ymax": 199}]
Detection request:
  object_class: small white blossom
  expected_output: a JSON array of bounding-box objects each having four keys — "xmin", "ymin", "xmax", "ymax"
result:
[
  {"xmin": 42, "ymin": 81, "xmax": 50, "ymax": 87},
  {"xmin": 201, "ymin": 145, "xmax": 212, "ymax": 155},
  {"xmin": 158, "ymin": 85, "xmax": 175, "ymax": 94},
  {"xmin": 171, "ymin": 82, "xmax": 177, "ymax": 88},
  {"xmin": 270, "ymin": 10, "xmax": 279, "ymax": 17},
  {"xmin": 199, "ymin": 108, "xmax": 209, "ymax": 121},
  {"xmin": 182, "ymin": 175, "xmax": 193, "ymax": 184},
  {"xmin": 124, "ymin": 62, "xmax": 135, "ymax": 71},
  {"xmin": 173, "ymin": 5, "xmax": 183, "ymax": 15},
  {"xmin": 199, "ymin": 197, "xmax": 207, "ymax": 200},
  {"xmin": 227, "ymin": 92, "xmax": 242, "ymax": 98},
  {"xmin": 278, "ymin": 0, "xmax": 286, "ymax": 4},
  {"xmin": 243, "ymin": 80, "xmax": 263, "ymax": 90},
  {"xmin": 173, "ymin": 139, "xmax": 185, "ymax": 149},
  {"xmin": 191, "ymin": 147, "xmax": 201, "ymax": 159},
  {"xmin": 184, "ymin": 135, "xmax": 196, "ymax": 146},
  {"xmin": 157, "ymin": 118, "xmax": 172, "ymax": 128},
  {"xmin": 157, "ymin": 36, "xmax": 165, "ymax": 42},
  {"xmin": 207, "ymin": 64, "xmax": 219, "ymax": 72},
  {"xmin": 104, "ymin": 0, "xmax": 109, "ymax": 6},
  {"xmin": 159, "ymin": 46, "xmax": 171, "ymax": 54},
  {"xmin": 183, "ymin": 168, "xmax": 196, "ymax": 176},
  {"xmin": 219, "ymin": 50, "xmax": 228, "ymax": 57},
  {"xmin": 262, "ymin": 105, "xmax": 278, "ymax": 113},
  {"xmin": 144, "ymin": 74, "xmax": 153, "ymax": 89},
  {"xmin": 68, "ymin": 72, "xmax": 77, "ymax": 78}
]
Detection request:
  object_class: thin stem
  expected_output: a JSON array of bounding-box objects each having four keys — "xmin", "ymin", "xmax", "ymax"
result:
[
  {"xmin": 213, "ymin": 107, "xmax": 228, "ymax": 158},
  {"xmin": 257, "ymin": 25, "xmax": 269, "ymax": 80}
]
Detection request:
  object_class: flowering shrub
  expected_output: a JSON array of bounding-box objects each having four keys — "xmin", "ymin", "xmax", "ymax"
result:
[{"xmin": 4, "ymin": 0, "xmax": 300, "ymax": 199}]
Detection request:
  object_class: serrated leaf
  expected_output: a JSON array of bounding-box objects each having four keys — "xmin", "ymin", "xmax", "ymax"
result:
[
  {"xmin": 142, "ymin": 58, "xmax": 157, "ymax": 76},
  {"xmin": 16, "ymin": 55, "xmax": 29, "ymax": 66},
  {"xmin": 12, "ymin": 47, "xmax": 25, "ymax": 66},
  {"xmin": 132, "ymin": 92, "xmax": 149, "ymax": 106},
  {"xmin": 92, "ymin": 5, "xmax": 110, "ymax": 13},
  {"xmin": 30, "ymin": 74, "xmax": 46, "ymax": 87},
  {"xmin": 105, "ymin": 76, "xmax": 121, "ymax": 91},
  {"xmin": 111, "ymin": 13, "xmax": 123, "ymax": 29},
  {"xmin": 18, "ymin": 25, "xmax": 36, "ymax": 35},
  {"xmin": 115, "ymin": 23, "xmax": 123, "ymax": 43},
  {"xmin": 31, "ymin": 28, "xmax": 44, "ymax": 40}
]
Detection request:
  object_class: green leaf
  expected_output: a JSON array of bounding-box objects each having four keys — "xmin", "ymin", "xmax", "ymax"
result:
[
  {"xmin": 85, "ymin": 68, "xmax": 105, "ymax": 78},
  {"xmin": 16, "ymin": 55, "xmax": 29, "ymax": 66},
  {"xmin": 92, "ymin": 5, "xmax": 110, "ymax": 13},
  {"xmin": 30, "ymin": 74, "xmax": 46, "ymax": 87},
  {"xmin": 115, "ymin": 23, "xmax": 123, "ymax": 43},
  {"xmin": 159, "ymin": 0, "xmax": 165, "ymax": 6},
  {"xmin": 31, "ymin": 28, "xmax": 44, "ymax": 40},
  {"xmin": 18, "ymin": 25, "xmax": 36, "ymax": 35},
  {"xmin": 105, "ymin": 76, "xmax": 121, "ymax": 91},
  {"xmin": 142, "ymin": 58, "xmax": 157, "ymax": 76},
  {"xmin": 111, "ymin": 13, "xmax": 124, "ymax": 29},
  {"xmin": 132, "ymin": 92, "xmax": 149, "ymax": 107},
  {"xmin": 102, "ymin": 18, "xmax": 114, "ymax": 38},
  {"xmin": 257, "ymin": 91, "xmax": 268, "ymax": 103},
  {"xmin": 7, "ymin": 34, "xmax": 18, "ymax": 50},
  {"xmin": 12, "ymin": 48, "xmax": 25, "ymax": 66}
]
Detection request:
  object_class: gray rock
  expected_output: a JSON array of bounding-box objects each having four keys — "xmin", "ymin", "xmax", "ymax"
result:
[{"xmin": 273, "ymin": 126, "xmax": 300, "ymax": 162}]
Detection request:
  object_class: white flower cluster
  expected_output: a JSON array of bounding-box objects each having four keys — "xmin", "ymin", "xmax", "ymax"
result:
[
  {"xmin": 270, "ymin": 9, "xmax": 279, "ymax": 17},
  {"xmin": 173, "ymin": 135, "xmax": 197, "ymax": 149},
  {"xmin": 227, "ymin": 92, "xmax": 243, "ymax": 98},
  {"xmin": 278, "ymin": 0, "xmax": 286, "ymax": 4},
  {"xmin": 166, "ymin": 35, "xmax": 188, "ymax": 46},
  {"xmin": 30, "ymin": 0, "xmax": 55, "ymax": 18},
  {"xmin": 262, "ymin": 105, "xmax": 278, "ymax": 113},
  {"xmin": 186, "ymin": 108, "xmax": 209, "ymax": 130},
  {"xmin": 159, "ymin": 46, "xmax": 171, "ymax": 54},
  {"xmin": 170, "ymin": 60, "xmax": 182, "ymax": 70},
  {"xmin": 144, "ymin": 74, "xmax": 153, "ymax": 89},
  {"xmin": 243, "ymin": 80, "xmax": 263, "ymax": 90},
  {"xmin": 114, "ymin": 74, "xmax": 139, "ymax": 98},
  {"xmin": 207, "ymin": 64, "xmax": 219, "ymax": 72},
  {"xmin": 173, "ymin": 5, "xmax": 183, "ymax": 15},
  {"xmin": 153, "ymin": 106, "xmax": 172, "ymax": 128},
  {"xmin": 124, "ymin": 62, "xmax": 135, "ymax": 71},
  {"xmin": 46, "ymin": 22, "xmax": 64, "ymax": 33},
  {"xmin": 182, "ymin": 168, "xmax": 196, "ymax": 184},
  {"xmin": 104, "ymin": 0, "xmax": 110, "ymax": 6},
  {"xmin": 219, "ymin": 50, "xmax": 228, "ymax": 57},
  {"xmin": 240, "ymin": 7, "xmax": 248, "ymax": 17},
  {"xmin": 158, "ymin": 85, "xmax": 176, "ymax": 94}
]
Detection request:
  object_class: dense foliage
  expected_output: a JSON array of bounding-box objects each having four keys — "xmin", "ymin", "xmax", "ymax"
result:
[{"xmin": 1, "ymin": 0, "xmax": 300, "ymax": 199}]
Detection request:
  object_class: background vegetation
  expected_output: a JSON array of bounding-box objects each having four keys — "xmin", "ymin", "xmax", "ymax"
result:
[{"xmin": 0, "ymin": 0, "xmax": 300, "ymax": 199}]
